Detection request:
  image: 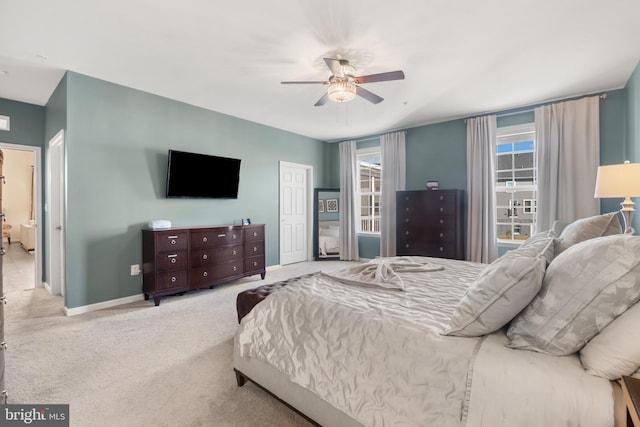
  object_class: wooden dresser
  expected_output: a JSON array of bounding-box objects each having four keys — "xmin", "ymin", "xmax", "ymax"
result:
[
  {"xmin": 396, "ymin": 189, "xmax": 464, "ymax": 260},
  {"xmin": 142, "ymin": 224, "xmax": 266, "ymax": 306}
]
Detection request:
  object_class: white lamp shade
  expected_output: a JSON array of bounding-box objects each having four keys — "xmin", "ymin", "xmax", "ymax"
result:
[{"xmin": 594, "ymin": 162, "xmax": 640, "ymax": 198}]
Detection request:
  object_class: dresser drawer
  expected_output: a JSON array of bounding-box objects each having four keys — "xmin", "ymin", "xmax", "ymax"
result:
[
  {"xmin": 398, "ymin": 215, "xmax": 457, "ymax": 228},
  {"xmin": 398, "ymin": 226, "xmax": 457, "ymax": 243},
  {"xmin": 191, "ymin": 245, "xmax": 243, "ymax": 267},
  {"xmin": 245, "ymin": 256, "xmax": 265, "ymax": 273},
  {"xmin": 156, "ymin": 250, "xmax": 188, "ymax": 271},
  {"xmin": 244, "ymin": 241, "xmax": 265, "ymax": 257},
  {"xmin": 191, "ymin": 261, "xmax": 244, "ymax": 285},
  {"xmin": 156, "ymin": 270, "xmax": 188, "ymax": 291},
  {"xmin": 397, "ymin": 241, "xmax": 457, "ymax": 259},
  {"xmin": 245, "ymin": 226, "xmax": 265, "ymax": 242},
  {"xmin": 191, "ymin": 228, "xmax": 243, "ymax": 249},
  {"xmin": 155, "ymin": 231, "xmax": 189, "ymax": 252},
  {"xmin": 398, "ymin": 199, "xmax": 457, "ymax": 216}
]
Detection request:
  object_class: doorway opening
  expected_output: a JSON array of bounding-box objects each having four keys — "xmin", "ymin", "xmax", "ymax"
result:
[{"xmin": 0, "ymin": 143, "xmax": 42, "ymax": 292}]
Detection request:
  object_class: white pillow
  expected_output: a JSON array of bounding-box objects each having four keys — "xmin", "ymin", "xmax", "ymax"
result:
[
  {"xmin": 556, "ymin": 212, "xmax": 621, "ymax": 253},
  {"xmin": 507, "ymin": 234, "xmax": 640, "ymax": 355},
  {"xmin": 444, "ymin": 242, "xmax": 549, "ymax": 337},
  {"xmin": 580, "ymin": 302, "xmax": 640, "ymax": 380}
]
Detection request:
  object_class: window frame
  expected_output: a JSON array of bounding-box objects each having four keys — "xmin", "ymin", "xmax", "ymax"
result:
[
  {"xmin": 495, "ymin": 123, "xmax": 537, "ymax": 246},
  {"xmin": 356, "ymin": 146, "xmax": 382, "ymax": 236}
]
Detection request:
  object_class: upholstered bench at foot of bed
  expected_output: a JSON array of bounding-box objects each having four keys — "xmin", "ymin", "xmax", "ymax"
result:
[
  {"xmin": 236, "ymin": 282, "xmax": 287, "ymax": 323},
  {"xmin": 235, "ymin": 273, "xmax": 317, "ymax": 323}
]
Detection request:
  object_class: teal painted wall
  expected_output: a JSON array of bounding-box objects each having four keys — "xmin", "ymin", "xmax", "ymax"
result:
[
  {"xmin": 61, "ymin": 72, "xmax": 327, "ymax": 308},
  {"xmin": 625, "ymin": 60, "xmax": 640, "ymax": 231},
  {"xmin": 0, "ymin": 97, "xmax": 46, "ymax": 281},
  {"xmin": 0, "ymin": 98, "xmax": 45, "ymax": 146}
]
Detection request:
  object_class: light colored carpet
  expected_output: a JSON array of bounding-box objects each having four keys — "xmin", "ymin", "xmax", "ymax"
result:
[{"xmin": 4, "ymin": 260, "xmax": 358, "ymax": 427}]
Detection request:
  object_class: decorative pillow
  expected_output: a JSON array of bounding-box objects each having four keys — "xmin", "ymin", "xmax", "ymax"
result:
[
  {"xmin": 444, "ymin": 250, "xmax": 548, "ymax": 337},
  {"xmin": 551, "ymin": 220, "xmax": 569, "ymax": 236},
  {"xmin": 556, "ymin": 212, "xmax": 621, "ymax": 253},
  {"xmin": 580, "ymin": 301, "xmax": 640, "ymax": 380},
  {"xmin": 515, "ymin": 235, "xmax": 556, "ymax": 265},
  {"xmin": 507, "ymin": 234, "xmax": 640, "ymax": 356}
]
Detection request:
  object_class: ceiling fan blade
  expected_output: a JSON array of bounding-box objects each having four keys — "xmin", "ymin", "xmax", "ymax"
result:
[
  {"xmin": 323, "ymin": 58, "xmax": 341, "ymax": 76},
  {"xmin": 356, "ymin": 86, "xmax": 384, "ymax": 104},
  {"xmin": 314, "ymin": 93, "xmax": 329, "ymax": 106},
  {"xmin": 355, "ymin": 70, "xmax": 405, "ymax": 84},
  {"xmin": 281, "ymin": 81, "xmax": 328, "ymax": 85}
]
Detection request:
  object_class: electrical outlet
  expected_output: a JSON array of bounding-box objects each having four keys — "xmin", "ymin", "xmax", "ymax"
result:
[{"xmin": 130, "ymin": 264, "xmax": 141, "ymax": 276}]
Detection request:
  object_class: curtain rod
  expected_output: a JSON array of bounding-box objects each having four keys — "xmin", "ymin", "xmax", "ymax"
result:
[
  {"xmin": 332, "ymin": 130, "xmax": 407, "ymax": 144},
  {"xmin": 465, "ymin": 92, "xmax": 608, "ymax": 122}
]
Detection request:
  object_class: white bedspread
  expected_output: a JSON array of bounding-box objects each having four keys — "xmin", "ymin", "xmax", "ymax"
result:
[
  {"xmin": 237, "ymin": 257, "xmax": 484, "ymax": 426},
  {"xmin": 468, "ymin": 332, "xmax": 614, "ymax": 427},
  {"xmin": 235, "ymin": 256, "xmax": 615, "ymax": 427}
]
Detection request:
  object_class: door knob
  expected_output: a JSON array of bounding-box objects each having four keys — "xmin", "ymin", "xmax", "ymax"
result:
[{"xmin": 56, "ymin": 226, "xmax": 62, "ymax": 230}]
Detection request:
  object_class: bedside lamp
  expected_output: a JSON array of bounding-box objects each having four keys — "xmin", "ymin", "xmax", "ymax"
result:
[{"xmin": 594, "ymin": 161, "xmax": 640, "ymax": 234}]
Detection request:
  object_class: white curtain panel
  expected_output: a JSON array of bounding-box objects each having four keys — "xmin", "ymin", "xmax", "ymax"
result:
[
  {"xmin": 339, "ymin": 140, "xmax": 360, "ymax": 261},
  {"xmin": 467, "ymin": 115, "xmax": 498, "ymax": 263},
  {"xmin": 380, "ymin": 132, "xmax": 406, "ymax": 257},
  {"xmin": 535, "ymin": 96, "xmax": 600, "ymax": 231}
]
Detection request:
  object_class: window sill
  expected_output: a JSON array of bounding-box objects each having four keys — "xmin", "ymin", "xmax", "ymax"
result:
[{"xmin": 358, "ymin": 232, "xmax": 381, "ymax": 237}]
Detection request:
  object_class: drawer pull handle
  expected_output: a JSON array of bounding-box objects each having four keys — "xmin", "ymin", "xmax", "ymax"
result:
[
  {"xmin": 170, "ymin": 258, "xmax": 177, "ymax": 264},
  {"xmin": 233, "ymin": 235, "xmax": 237, "ymax": 239},
  {"xmin": 440, "ymin": 207, "xmax": 444, "ymax": 212},
  {"xmin": 253, "ymin": 261, "xmax": 258, "ymax": 267},
  {"xmin": 439, "ymin": 247, "xmax": 444, "ymax": 252},
  {"xmin": 171, "ymin": 276, "xmax": 177, "ymax": 282},
  {"xmin": 253, "ymin": 247, "xmax": 257, "ymax": 252},
  {"xmin": 203, "ymin": 237, "xmax": 208, "ymax": 242},
  {"xmin": 405, "ymin": 231, "xmax": 409, "ymax": 236},
  {"xmin": 233, "ymin": 266, "xmax": 237, "ymax": 271},
  {"xmin": 217, "ymin": 234, "xmax": 225, "ymax": 238},
  {"xmin": 405, "ymin": 219, "xmax": 410, "ymax": 223},
  {"xmin": 167, "ymin": 254, "xmax": 177, "ymax": 258},
  {"xmin": 233, "ymin": 250, "xmax": 237, "ymax": 255},
  {"xmin": 440, "ymin": 219, "xmax": 444, "ymax": 224},
  {"xmin": 203, "ymin": 271, "xmax": 208, "ymax": 277},
  {"xmin": 405, "ymin": 243, "xmax": 410, "ymax": 248},
  {"xmin": 168, "ymin": 235, "xmax": 178, "ymax": 239},
  {"xmin": 170, "ymin": 239, "xmax": 176, "ymax": 245},
  {"xmin": 440, "ymin": 233, "xmax": 444, "ymax": 238},
  {"xmin": 203, "ymin": 254, "xmax": 208, "ymax": 260},
  {"xmin": 406, "ymin": 207, "xmax": 409, "ymax": 212},
  {"xmin": 440, "ymin": 196, "xmax": 444, "ymax": 201},
  {"xmin": 253, "ymin": 232, "xmax": 258, "ymax": 237}
]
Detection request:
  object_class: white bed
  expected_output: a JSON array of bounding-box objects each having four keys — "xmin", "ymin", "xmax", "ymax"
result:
[{"xmin": 234, "ymin": 256, "xmax": 630, "ymax": 426}]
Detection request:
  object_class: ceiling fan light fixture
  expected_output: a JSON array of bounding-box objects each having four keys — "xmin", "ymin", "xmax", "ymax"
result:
[{"xmin": 327, "ymin": 80, "xmax": 356, "ymax": 103}]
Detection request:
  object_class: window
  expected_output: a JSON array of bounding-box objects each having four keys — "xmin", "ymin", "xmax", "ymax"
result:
[
  {"xmin": 357, "ymin": 147, "xmax": 382, "ymax": 234},
  {"xmin": 496, "ymin": 123, "xmax": 536, "ymax": 245}
]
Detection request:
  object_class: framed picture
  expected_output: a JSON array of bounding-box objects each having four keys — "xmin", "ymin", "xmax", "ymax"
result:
[
  {"xmin": 326, "ymin": 198, "xmax": 338, "ymax": 213},
  {"xmin": 318, "ymin": 199, "xmax": 325, "ymax": 213},
  {"xmin": 426, "ymin": 181, "xmax": 439, "ymax": 190}
]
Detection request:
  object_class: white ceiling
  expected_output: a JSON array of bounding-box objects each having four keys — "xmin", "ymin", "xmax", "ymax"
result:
[{"xmin": 0, "ymin": 0, "xmax": 639, "ymax": 141}]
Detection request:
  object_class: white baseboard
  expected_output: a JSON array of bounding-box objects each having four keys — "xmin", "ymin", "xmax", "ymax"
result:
[
  {"xmin": 43, "ymin": 281, "xmax": 52, "ymax": 293},
  {"xmin": 64, "ymin": 294, "xmax": 145, "ymax": 317},
  {"xmin": 65, "ymin": 267, "xmax": 281, "ymax": 316}
]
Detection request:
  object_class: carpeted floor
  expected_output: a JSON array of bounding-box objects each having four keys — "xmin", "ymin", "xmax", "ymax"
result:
[{"xmin": 4, "ymin": 260, "xmax": 358, "ymax": 426}]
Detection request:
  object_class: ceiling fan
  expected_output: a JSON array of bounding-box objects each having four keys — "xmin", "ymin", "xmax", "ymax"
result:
[{"xmin": 281, "ymin": 58, "xmax": 405, "ymax": 106}]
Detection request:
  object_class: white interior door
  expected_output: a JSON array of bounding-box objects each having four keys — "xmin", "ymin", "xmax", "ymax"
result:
[
  {"xmin": 279, "ymin": 162, "xmax": 311, "ymax": 265},
  {"xmin": 47, "ymin": 131, "xmax": 65, "ymax": 296}
]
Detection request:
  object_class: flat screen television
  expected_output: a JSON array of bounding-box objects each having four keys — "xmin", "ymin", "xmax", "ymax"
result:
[{"xmin": 165, "ymin": 149, "xmax": 241, "ymax": 199}]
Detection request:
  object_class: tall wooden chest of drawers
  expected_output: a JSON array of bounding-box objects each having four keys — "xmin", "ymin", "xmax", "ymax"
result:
[
  {"xmin": 396, "ymin": 190, "xmax": 464, "ymax": 260},
  {"xmin": 142, "ymin": 224, "xmax": 266, "ymax": 306}
]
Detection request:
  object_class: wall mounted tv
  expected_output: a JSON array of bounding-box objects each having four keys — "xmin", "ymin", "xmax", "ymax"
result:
[{"xmin": 166, "ymin": 149, "xmax": 241, "ymax": 199}]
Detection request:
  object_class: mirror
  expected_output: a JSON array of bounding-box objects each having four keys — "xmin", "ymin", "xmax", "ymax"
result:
[{"xmin": 314, "ymin": 188, "xmax": 340, "ymax": 260}]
